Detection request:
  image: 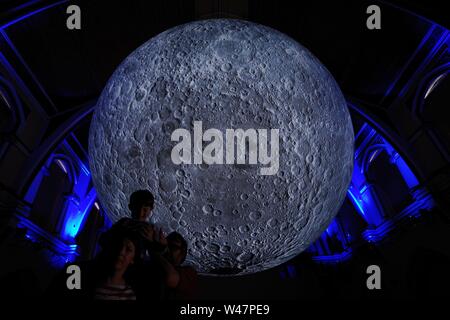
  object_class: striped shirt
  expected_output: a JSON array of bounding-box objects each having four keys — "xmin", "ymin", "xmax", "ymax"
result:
[{"xmin": 94, "ymin": 283, "xmax": 136, "ymax": 300}]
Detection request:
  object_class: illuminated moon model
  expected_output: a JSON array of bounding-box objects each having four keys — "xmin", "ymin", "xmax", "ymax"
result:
[{"xmin": 88, "ymin": 19, "xmax": 354, "ymax": 275}]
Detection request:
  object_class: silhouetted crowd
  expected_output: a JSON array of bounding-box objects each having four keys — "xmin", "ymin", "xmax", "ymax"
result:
[{"xmin": 46, "ymin": 190, "xmax": 198, "ymax": 300}]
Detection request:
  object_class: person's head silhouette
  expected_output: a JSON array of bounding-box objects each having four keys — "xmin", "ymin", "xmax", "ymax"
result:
[
  {"xmin": 165, "ymin": 232, "xmax": 188, "ymax": 266},
  {"xmin": 128, "ymin": 190, "xmax": 154, "ymax": 222}
]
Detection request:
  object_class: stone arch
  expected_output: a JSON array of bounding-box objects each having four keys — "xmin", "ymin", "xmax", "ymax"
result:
[
  {"xmin": 413, "ymin": 62, "xmax": 450, "ymax": 117},
  {"xmin": 412, "ymin": 63, "xmax": 450, "ymax": 160},
  {"xmin": 47, "ymin": 153, "xmax": 79, "ymax": 187},
  {"xmin": 28, "ymin": 155, "xmax": 75, "ymax": 233},
  {"xmin": 360, "ymin": 143, "xmax": 389, "ymax": 176}
]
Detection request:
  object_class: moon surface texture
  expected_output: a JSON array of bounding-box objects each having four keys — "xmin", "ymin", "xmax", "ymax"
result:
[{"xmin": 88, "ymin": 19, "xmax": 354, "ymax": 276}]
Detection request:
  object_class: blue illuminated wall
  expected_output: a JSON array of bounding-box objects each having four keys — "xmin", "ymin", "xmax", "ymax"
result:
[
  {"xmin": 303, "ymin": 14, "xmax": 449, "ymax": 266},
  {"xmin": 4, "ymin": 0, "xmax": 443, "ymax": 269},
  {"xmin": 307, "ymin": 121, "xmax": 435, "ymax": 264},
  {"xmin": 18, "ymin": 138, "xmax": 99, "ymax": 258},
  {"xmin": 18, "ymin": 117, "xmax": 435, "ymax": 264}
]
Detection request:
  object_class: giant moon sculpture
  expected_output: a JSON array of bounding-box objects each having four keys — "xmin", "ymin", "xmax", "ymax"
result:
[{"xmin": 88, "ymin": 19, "xmax": 354, "ymax": 275}]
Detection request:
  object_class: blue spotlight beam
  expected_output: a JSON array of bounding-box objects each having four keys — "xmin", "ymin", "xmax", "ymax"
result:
[{"xmin": 0, "ymin": 1, "xmax": 69, "ymax": 30}]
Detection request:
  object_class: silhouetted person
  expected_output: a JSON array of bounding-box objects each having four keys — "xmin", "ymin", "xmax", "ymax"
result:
[
  {"xmin": 47, "ymin": 190, "xmax": 167, "ymax": 300},
  {"xmin": 98, "ymin": 190, "xmax": 168, "ymax": 298},
  {"xmin": 93, "ymin": 230, "xmax": 141, "ymax": 300},
  {"xmin": 129, "ymin": 189, "xmax": 155, "ymax": 222},
  {"xmin": 100, "ymin": 190, "xmax": 167, "ymax": 255},
  {"xmin": 156, "ymin": 232, "xmax": 198, "ymax": 300},
  {"xmin": 46, "ymin": 228, "xmax": 159, "ymax": 300}
]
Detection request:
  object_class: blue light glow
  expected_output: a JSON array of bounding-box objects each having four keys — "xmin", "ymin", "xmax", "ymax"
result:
[
  {"xmin": 347, "ymin": 189, "xmax": 365, "ymax": 216},
  {"xmin": 0, "ymin": 1, "xmax": 68, "ymax": 30},
  {"xmin": 287, "ymin": 265, "xmax": 297, "ymax": 278},
  {"xmin": 326, "ymin": 219, "xmax": 339, "ymax": 237},
  {"xmin": 63, "ymin": 210, "xmax": 86, "ymax": 239},
  {"xmin": 24, "ymin": 166, "xmax": 45, "ymax": 204},
  {"xmin": 62, "ymin": 187, "xmax": 97, "ymax": 239},
  {"xmin": 390, "ymin": 152, "xmax": 419, "ymax": 188},
  {"xmin": 312, "ymin": 249, "xmax": 352, "ymax": 264},
  {"xmin": 8, "ymin": 0, "xmax": 442, "ymax": 268}
]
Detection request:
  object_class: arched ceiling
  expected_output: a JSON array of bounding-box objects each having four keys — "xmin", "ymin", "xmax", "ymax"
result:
[{"xmin": 0, "ymin": 0, "xmax": 447, "ymax": 155}]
